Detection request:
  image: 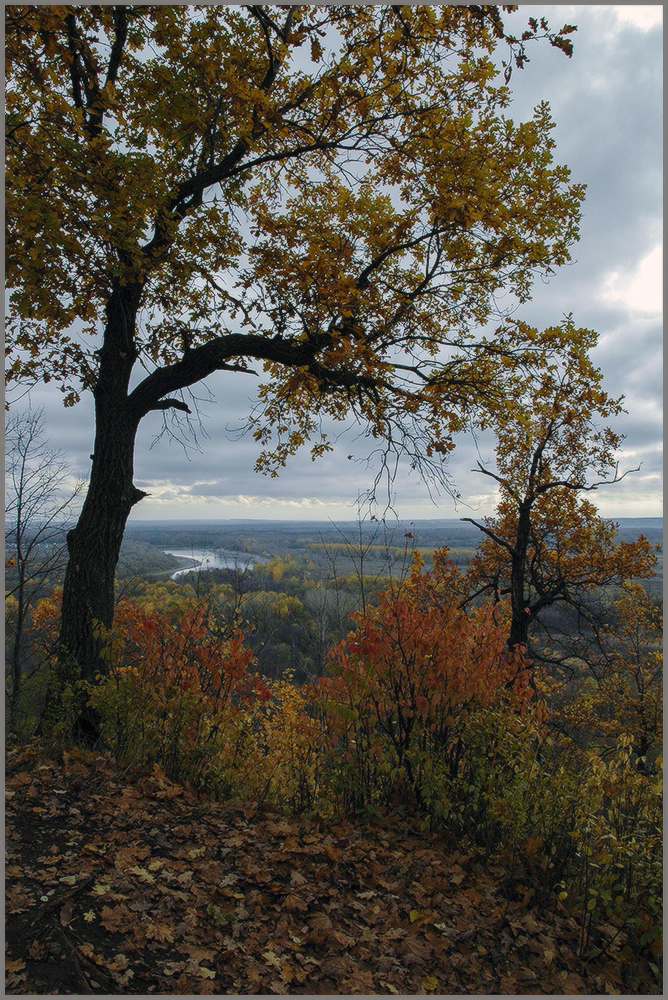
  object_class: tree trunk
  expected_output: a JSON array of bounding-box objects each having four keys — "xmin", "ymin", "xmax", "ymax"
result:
[
  {"xmin": 58, "ymin": 413, "xmax": 143, "ymax": 682},
  {"xmin": 9, "ymin": 571, "xmax": 25, "ymax": 728},
  {"xmin": 508, "ymin": 499, "xmax": 531, "ymax": 651},
  {"xmin": 45, "ymin": 284, "xmax": 144, "ymax": 740}
]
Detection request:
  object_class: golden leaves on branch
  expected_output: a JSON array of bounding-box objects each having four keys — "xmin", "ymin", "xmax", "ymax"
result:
[{"xmin": 7, "ymin": 5, "xmax": 583, "ymax": 452}]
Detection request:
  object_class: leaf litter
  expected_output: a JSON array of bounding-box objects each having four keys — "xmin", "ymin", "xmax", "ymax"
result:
[{"xmin": 5, "ymin": 743, "xmax": 657, "ymax": 995}]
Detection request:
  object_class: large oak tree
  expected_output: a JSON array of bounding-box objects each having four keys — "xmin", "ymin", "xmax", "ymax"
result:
[{"xmin": 6, "ymin": 5, "xmax": 583, "ymax": 700}]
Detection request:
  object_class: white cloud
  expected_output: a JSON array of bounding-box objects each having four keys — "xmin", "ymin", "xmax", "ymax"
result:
[
  {"xmin": 133, "ymin": 485, "xmax": 333, "ymax": 509},
  {"xmin": 557, "ymin": 5, "xmax": 663, "ymax": 32},
  {"xmin": 555, "ymin": 5, "xmax": 663, "ymax": 43},
  {"xmin": 601, "ymin": 244, "xmax": 663, "ymax": 314},
  {"xmin": 612, "ymin": 5, "xmax": 663, "ymax": 31}
]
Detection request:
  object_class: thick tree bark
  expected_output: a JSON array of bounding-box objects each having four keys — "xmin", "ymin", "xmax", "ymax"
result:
[
  {"xmin": 45, "ymin": 270, "xmax": 387, "ymax": 742},
  {"xmin": 46, "ymin": 284, "xmax": 144, "ymax": 739},
  {"xmin": 58, "ymin": 413, "xmax": 142, "ymax": 682}
]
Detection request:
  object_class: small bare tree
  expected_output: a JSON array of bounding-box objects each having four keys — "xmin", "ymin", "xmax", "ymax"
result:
[{"xmin": 5, "ymin": 407, "xmax": 84, "ymax": 726}]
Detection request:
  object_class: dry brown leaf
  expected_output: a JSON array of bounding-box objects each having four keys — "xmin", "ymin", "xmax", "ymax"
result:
[
  {"xmin": 262, "ymin": 950, "xmax": 282, "ymax": 970},
  {"xmin": 183, "ymin": 945, "xmax": 216, "ymax": 962},
  {"xmin": 128, "ymin": 865, "xmax": 155, "ymax": 883},
  {"xmin": 100, "ymin": 903, "xmax": 130, "ymax": 933},
  {"xmin": 146, "ymin": 921, "xmax": 175, "ymax": 943},
  {"xmin": 283, "ymin": 893, "xmax": 308, "ymax": 913},
  {"xmin": 28, "ymin": 940, "xmax": 45, "ymax": 960},
  {"xmin": 320, "ymin": 955, "xmax": 350, "ymax": 980},
  {"xmin": 6, "ymin": 772, "xmax": 33, "ymax": 788},
  {"xmin": 561, "ymin": 972, "xmax": 587, "ymax": 994},
  {"xmin": 162, "ymin": 961, "xmax": 186, "ymax": 977},
  {"xmin": 162, "ymin": 782, "xmax": 183, "ymax": 799},
  {"xmin": 324, "ymin": 843, "xmax": 340, "ymax": 862},
  {"xmin": 106, "ymin": 954, "xmax": 130, "ymax": 973},
  {"xmin": 114, "ymin": 845, "xmax": 148, "ymax": 869}
]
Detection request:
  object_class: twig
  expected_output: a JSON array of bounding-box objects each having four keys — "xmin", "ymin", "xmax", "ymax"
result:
[
  {"xmin": 53, "ymin": 919, "xmax": 93, "ymax": 994},
  {"xmin": 11, "ymin": 873, "xmax": 96, "ymax": 934}
]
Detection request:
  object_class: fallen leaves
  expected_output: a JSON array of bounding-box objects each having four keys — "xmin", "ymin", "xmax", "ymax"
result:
[
  {"xmin": 99, "ymin": 904, "xmax": 130, "ymax": 933},
  {"xmin": 59, "ymin": 900, "xmax": 73, "ymax": 927},
  {"xmin": 560, "ymin": 970, "xmax": 588, "ymax": 994},
  {"xmin": 282, "ymin": 892, "xmax": 308, "ymax": 914},
  {"xmin": 146, "ymin": 921, "xmax": 175, "ymax": 944},
  {"xmin": 128, "ymin": 865, "xmax": 155, "ymax": 883},
  {"xmin": 4, "ymin": 743, "xmax": 661, "ymax": 996}
]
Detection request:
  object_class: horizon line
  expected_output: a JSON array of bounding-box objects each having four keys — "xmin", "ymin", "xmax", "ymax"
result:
[{"xmin": 127, "ymin": 514, "xmax": 663, "ymax": 522}]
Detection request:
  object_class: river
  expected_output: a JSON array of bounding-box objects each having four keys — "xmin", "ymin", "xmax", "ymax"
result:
[{"xmin": 164, "ymin": 548, "xmax": 269, "ymax": 580}]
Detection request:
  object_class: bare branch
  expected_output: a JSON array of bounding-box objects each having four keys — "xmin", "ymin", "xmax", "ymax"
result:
[
  {"xmin": 534, "ymin": 463, "xmax": 641, "ymax": 496},
  {"xmin": 460, "ymin": 517, "xmax": 516, "ymax": 556},
  {"xmin": 149, "ymin": 399, "xmax": 192, "ymax": 415},
  {"xmin": 471, "ymin": 460, "xmax": 505, "ymax": 486}
]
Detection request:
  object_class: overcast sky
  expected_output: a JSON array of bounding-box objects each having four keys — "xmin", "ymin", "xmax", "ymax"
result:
[{"xmin": 12, "ymin": 5, "xmax": 663, "ymax": 522}]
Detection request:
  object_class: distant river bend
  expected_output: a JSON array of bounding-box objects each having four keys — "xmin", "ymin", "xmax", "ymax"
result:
[{"xmin": 164, "ymin": 548, "xmax": 269, "ymax": 580}]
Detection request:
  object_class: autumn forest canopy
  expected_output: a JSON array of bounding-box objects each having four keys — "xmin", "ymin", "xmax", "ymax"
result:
[{"xmin": 4, "ymin": 5, "xmax": 663, "ymax": 995}]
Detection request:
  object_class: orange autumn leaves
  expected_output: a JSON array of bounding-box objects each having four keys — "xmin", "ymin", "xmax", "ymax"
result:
[
  {"xmin": 31, "ymin": 542, "xmax": 659, "ymax": 824},
  {"xmin": 321, "ymin": 551, "xmax": 532, "ymax": 769},
  {"xmin": 99, "ymin": 600, "xmax": 268, "ymax": 708},
  {"xmin": 34, "ymin": 551, "xmax": 532, "ymax": 805}
]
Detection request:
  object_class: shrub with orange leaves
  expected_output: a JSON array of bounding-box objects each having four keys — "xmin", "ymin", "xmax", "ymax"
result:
[
  {"xmin": 88, "ymin": 598, "xmax": 268, "ymax": 790},
  {"xmin": 28, "ymin": 586, "xmax": 63, "ymax": 655},
  {"xmin": 317, "ymin": 550, "xmax": 534, "ymax": 817},
  {"xmin": 105, "ymin": 598, "xmax": 267, "ymax": 705}
]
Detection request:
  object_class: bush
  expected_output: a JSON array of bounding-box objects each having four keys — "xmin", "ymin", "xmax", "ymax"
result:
[
  {"xmin": 317, "ymin": 550, "xmax": 533, "ymax": 817},
  {"xmin": 313, "ymin": 552, "xmax": 662, "ymax": 964},
  {"xmin": 240, "ymin": 672, "xmax": 325, "ymax": 813},
  {"xmin": 89, "ymin": 598, "xmax": 268, "ymax": 792},
  {"xmin": 562, "ymin": 737, "xmax": 662, "ymax": 960},
  {"xmin": 34, "ymin": 556, "xmax": 660, "ymax": 970}
]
